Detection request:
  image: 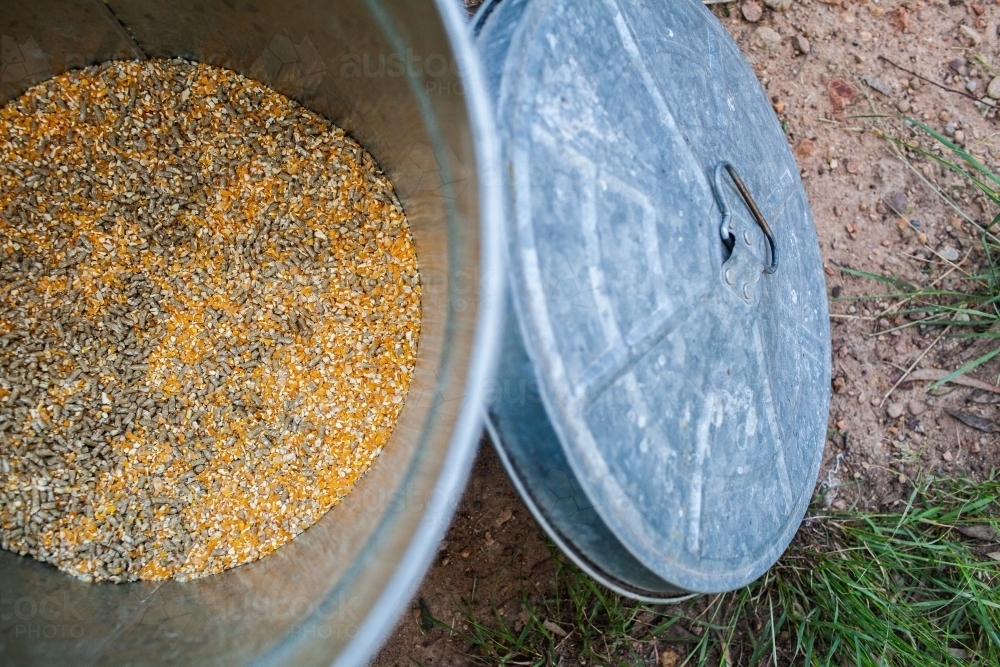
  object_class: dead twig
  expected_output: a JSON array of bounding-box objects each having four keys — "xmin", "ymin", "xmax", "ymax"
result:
[
  {"xmin": 908, "ymin": 367, "xmax": 1000, "ymax": 394},
  {"xmin": 874, "ymin": 249, "xmax": 972, "ymax": 321},
  {"xmin": 944, "ymin": 408, "xmax": 1000, "ymax": 433},
  {"xmin": 872, "ymin": 312, "xmax": 952, "ymax": 338},
  {"xmin": 831, "ymin": 313, "xmax": 876, "ymax": 321},
  {"xmin": 879, "ymin": 56, "xmax": 985, "ymax": 104},
  {"xmin": 880, "ymin": 328, "xmax": 950, "ymax": 406}
]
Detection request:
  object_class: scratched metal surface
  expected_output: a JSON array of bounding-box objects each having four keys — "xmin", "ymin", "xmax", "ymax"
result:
[
  {"xmin": 476, "ymin": 0, "xmax": 685, "ymax": 602},
  {"xmin": 487, "ymin": 0, "xmax": 830, "ymax": 593}
]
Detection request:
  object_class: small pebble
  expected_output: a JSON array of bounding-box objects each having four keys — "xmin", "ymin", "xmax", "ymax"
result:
[
  {"xmin": 988, "ymin": 76, "xmax": 1000, "ymax": 101},
  {"xmin": 908, "ymin": 401, "xmax": 926, "ymax": 416},
  {"xmin": 660, "ymin": 649, "xmax": 680, "ymax": 667},
  {"xmin": 953, "ymin": 130, "xmax": 965, "ymax": 144},
  {"xmin": 862, "ymin": 76, "xmax": 892, "ymax": 97},
  {"xmin": 762, "ymin": 0, "xmax": 792, "ymax": 10},
  {"xmin": 793, "ymin": 34, "xmax": 811, "ymax": 55},
  {"xmin": 755, "ymin": 26, "xmax": 783, "ymax": 50},
  {"xmin": 795, "ymin": 138, "xmax": 817, "ymax": 158},
  {"xmin": 887, "ymin": 192, "xmax": 908, "ymax": 214},
  {"xmin": 939, "ymin": 246, "xmax": 960, "ymax": 262},
  {"xmin": 887, "ymin": 403, "xmax": 905, "ymax": 419},
  {"xmin": 943, "ymin": 450, "xmax": 954, "ymax": 462},
  {"xmin": 829, "ymin": 79, "xmax": 858, "ymax": 111},
  {"xmin": 960, "ymin": 25, "xmax": 982, "ymax": 46},
  {"xmin": 741, "ymin": 1, "xmax": 763, "ymax": 22},
  {"xmin": 896, "ymin": 98, "xmax": 911, "ymax": 113}
]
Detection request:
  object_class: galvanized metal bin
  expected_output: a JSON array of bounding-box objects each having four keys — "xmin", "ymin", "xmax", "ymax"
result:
[
  {"xmin": 0, "ymin": 1, "xmax": 504, "ymax": 666},
  {"xmin": 0, "ymin": 0, "xmax": 831, "ymax": 664},
  {"xmin": 479, "ymin": 0, "xmax": 831, "ymax": 598}
]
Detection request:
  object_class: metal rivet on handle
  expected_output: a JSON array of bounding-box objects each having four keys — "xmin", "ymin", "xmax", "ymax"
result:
[
  {"xmin": 743, "ymin": 230, "xmax": 752, "ymax": 245},
  {"xmin": 742, "ymin": 283, "xmax": 751, "ymax": 299},
  {"xmin": 724, "ymin": 268, "xmax": 734, "ymax": 285}
]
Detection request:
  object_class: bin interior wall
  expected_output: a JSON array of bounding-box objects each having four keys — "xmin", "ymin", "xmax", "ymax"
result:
[{"xmin": 0, "ymin": 1, "xmax": 482, "ymax": 665}]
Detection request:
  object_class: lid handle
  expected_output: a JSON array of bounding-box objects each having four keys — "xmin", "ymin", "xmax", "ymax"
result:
[{"xmin": 712, "ymin": 162, "xmax": 779, "ymax": 275}]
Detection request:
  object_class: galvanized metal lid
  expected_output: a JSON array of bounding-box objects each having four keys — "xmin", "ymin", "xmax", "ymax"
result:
[{"xmin": 492, "ymin": 0, "xmax": 830, "ymax": 592}]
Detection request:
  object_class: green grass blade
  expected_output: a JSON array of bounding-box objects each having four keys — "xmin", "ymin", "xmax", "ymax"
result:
[
  {"xmin": 838, "ymin": 265, "xmax": 915, "ymax": 290},
  {"xmin": 928, "ymin": 346, "xmax": 1000, "ymax": 388},
  {"xmin": 905, "ymin": 117, "xmax": 1000, "ymax": 187}
]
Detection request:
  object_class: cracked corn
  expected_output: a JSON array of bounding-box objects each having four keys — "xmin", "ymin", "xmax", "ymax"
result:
[{"xmin": 0, "ymin": 59, "xmax": 421, "ymax": 582}]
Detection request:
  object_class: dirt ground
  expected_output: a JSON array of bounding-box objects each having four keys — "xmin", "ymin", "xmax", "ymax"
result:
[{"xmin": 375, "ymin": 0, "xmax": 1000, "ymax": 665}]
